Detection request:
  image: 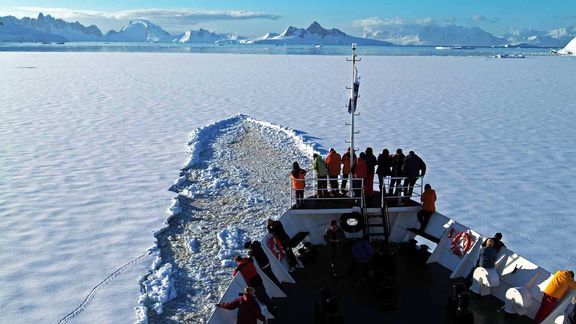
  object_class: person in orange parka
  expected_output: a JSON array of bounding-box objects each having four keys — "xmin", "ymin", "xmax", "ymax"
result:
[
  {"xmin": 291, "ymin": 162, "xmax": 307, "ymax": 207},
  {"xmin": 341, "ymin": 148, "xmax": 356, "ymax": 194},
  {"xmin": 325, "ymin": 148, "xmax": 342, "ymax": 196},
  {"xmin": 417, "ymin": 184, "xmax": 436, "ymax": 231},
  {"xmin": 352, "ymin": 152, "xmax": 368, "ymax": 198},
  {"xmin": 535, "ymin": 270, "xmax": 576, "ymax": 323}
]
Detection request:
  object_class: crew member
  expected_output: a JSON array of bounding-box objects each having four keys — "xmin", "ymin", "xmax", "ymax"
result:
[{"xmin": 535, "ymin": 270, "xmax": 576, "ymax": 322}]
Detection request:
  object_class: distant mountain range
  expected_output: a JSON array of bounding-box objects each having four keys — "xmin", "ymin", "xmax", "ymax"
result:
[{"xmin": 0, "ymin": 13, "xmax": 574, "ymax": 48}]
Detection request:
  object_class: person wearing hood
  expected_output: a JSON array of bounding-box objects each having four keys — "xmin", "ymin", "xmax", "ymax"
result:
[
  {"xmin": 313, "ymin": 153, "xmax": 329, "ymax": 198},
  {"xmin": 290, "ymin": 161, "xmax": 307, "ymax": 208},
  {"xmin": 216, "ymin": 287, "xmax": 266, "ymax": 324},
  {"xmin": 364, "ymin": 147, "xmax": 377, "ymax": 197},
  {"xmin": 352, "ymin": 152, "xmax": 368, "ymax": 198},
  {"xmin": 340, "ymin": 148, "xmax": 356, "ymax": 195},
  {"xmin": 402, "ymin": 151, "xmax": 426, "ymax": 198},
  {"xmin": 325, "ymin": 148, "xmax": 342, "ymax": 196},
  {"xmin": 377, "ymin": 149, "xmax": 392, "ymax": 194},
  {"xmin": 389, "ymin": 148, "xmax": 405, "ymax": 196}
]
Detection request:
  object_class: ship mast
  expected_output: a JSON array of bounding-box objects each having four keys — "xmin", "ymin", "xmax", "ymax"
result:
[{"xmin": 347, "ymin": 43, "xmax": 360, "ymax": 197}]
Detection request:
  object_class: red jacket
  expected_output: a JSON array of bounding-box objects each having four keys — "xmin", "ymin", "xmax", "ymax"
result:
[
  {"xmin": 232, "ymin": 258, "xmax": 259, "ymax": 284},
  {"xmin": 325, "ymin": 150, "xmax": 342, "ymax": 176},
  {"xmin": 220, "ymin": 293, "xmax": 265, "ymax": 324},
  {"xmin": 353, "ymin": 158, "xmax": 367, "ymax": 178}
]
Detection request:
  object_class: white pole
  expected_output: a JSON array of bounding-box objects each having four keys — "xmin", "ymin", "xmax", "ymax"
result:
[{"xmin": 349, "ymin": 44, "xmax": 357, "ymax": 197}]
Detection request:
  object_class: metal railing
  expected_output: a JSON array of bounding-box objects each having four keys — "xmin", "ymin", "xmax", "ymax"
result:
[
  {"xmin": 379, "ymin": 176, "xmax": 424, "ymax": 207},
  {"xmin": 289, "ymin": 175, "xmax": 424, "ymax": 209},
  {"xmin": 289, "ymin": 176, "xmax": 365, "ymax": 208}
]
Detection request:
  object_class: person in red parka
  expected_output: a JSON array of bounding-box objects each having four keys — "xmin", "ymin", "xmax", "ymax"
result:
[
  {"xmin": 325, "ymin": 148, "xmax": 342, "ymax": 196},
  {"xmin": 352, "ymin": 152, "xmax": 368, "ymax": 198},
  {"xmin": 216, "ymin": 287, "xmax": 266, "ymax": 324},
  {"xmin": 232, "ymin": 256, "xmax": 274, "ymax": 313}
]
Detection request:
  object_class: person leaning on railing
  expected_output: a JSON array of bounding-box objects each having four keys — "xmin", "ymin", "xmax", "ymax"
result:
[
  {"xmin": 364, "ymin": 147, "xmax": 377, "ymax": 197},
  {"xmin": 313, "ymin": 153, "xmax": 329, "ymax": 198},
  {"xmin": 290, "ymin": 162, "xmax": 307, "ymax": 208},
  {"xmin": 325, "ymin": 148, "xmax": 342, "ymax": 197},
  {"xmin": 376, "ymin": 149, "xmax": 392, "ymax": 194},
  {"xmin": 534, "ymin": 270, "xmax": 576, "ymax": 323},
  {"xmin": 389, "ymin": 148, "xmax": 405, "ymax": 196},
  {"xmin": 340, "ymin": 148, "xmax": 356, "ymax": 195},
  {"xmin": 402, "ymin": 151, "xmax": 426, "ymax": 199},
  {"xmin": 352, "ymin": 152, "xmax": 368, "ymax": 198},
  {"xmin": 216, "ymin": 287, "xmax": 266, "ymax": 324}
]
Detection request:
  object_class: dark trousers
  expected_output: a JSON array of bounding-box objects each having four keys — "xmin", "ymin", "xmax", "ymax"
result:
[
  {"xmin": 535, "ymin": 293, "xmax": 558, "ymax": 323},
  {"xmin": 317, "ymin": 176, "xmax": 328, "ymax": 198},
  {"xmin": 281, "ymin": 240, "xmax": 298, "ymax": 269},
  {"xmin": 417, "ymin": 210, "xmax": 433, "ymax": 231},
  {"xmin": 248, "ymin": 276, "xmax": 272, "ymax": 308},
  {"xmin": 328, "ymin": 174, "xmax": 339, "ymax": 194},
  {"xmin": 341, "ymin": 173, "xmax": 349, "ymax": 193},
  {"xmin": 295, "ymin": 189, "xmax": 304, "ymax": 206},
  {"xmin": 352, "ymin": 179, "xmax": 363, "ymax": 198},
  {"xmin": 403, "ymin": 177, "xmax": 418, "ymax": 198},
  {"xmin": 261, "ymin": 264, "xmax": 282, "ymax": 289},
  {"xmin": 389, "ymin": 178, "xmax": 402, "ymax": 196}
]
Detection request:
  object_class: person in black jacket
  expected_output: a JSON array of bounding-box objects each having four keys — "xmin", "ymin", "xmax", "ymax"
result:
[
  {"xmin": 402, "ymin": 151, "xmax": 426, "ymax": 198},
  {"xmin": 364, "ymin": 147, "xmax": 378, "ymax": 197},
  {"xmin": 244, "ymin": 241, "xmax": 282, "ymax": 289},
  {"xmin": 376, "ymin": 149, "xmax": 392, "ymax": 194},
  {"xmin": 389, "ymin": 148, "xmax": 405, "ymax": 196}
]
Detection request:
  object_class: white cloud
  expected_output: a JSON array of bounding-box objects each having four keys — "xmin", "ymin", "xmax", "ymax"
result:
[
  {"xmin": 0, "ymin": 7, "xmax": 281, "ymax": 32},
  {"xmin": 353, "ymin": 16, "xmax": 434, "ymax": 29}
]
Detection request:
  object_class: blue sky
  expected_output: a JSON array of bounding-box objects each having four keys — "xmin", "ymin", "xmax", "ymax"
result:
[{"xmin": 1, "ymin": 0, "xmax": 574, "ymax": 36}]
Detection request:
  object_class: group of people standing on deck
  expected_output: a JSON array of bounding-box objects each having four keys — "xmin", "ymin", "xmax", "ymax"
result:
[
  {"xmin": 215, "ymin": 218, "xmax": 297, "ymax": 324},
  {"xmin": 291, "ymin": 147, "xmax": 427, "ymax": 207}
]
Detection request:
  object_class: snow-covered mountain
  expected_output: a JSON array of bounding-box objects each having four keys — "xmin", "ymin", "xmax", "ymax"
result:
[
  {"xmin": 0, "ymin": 13, "xmax": 102, "ymax": 42},
  {"xmin": 248, "ymin": 22, "xmax": 392, "ymax": 46},
  {"xmin": 501, "ymin": 26, "xmax": 576, "ymax": 47},
  {"xmin": 0, "ymin": 16, "xmax": 67, "ymax": 42},
  {"xmin": 363, "ymin": 23, "xmax": 506, "ymax": 46},
  {"xmin": 177, "ymin": 28, "xmax": 246, "ymax": 44},
  {"xmin": 105, "ymin": 20, "xmax": 175, "ymax": 42},
  {"xmin": 558, "ymin": 36, "xmax": 576, "ymax": 55}
]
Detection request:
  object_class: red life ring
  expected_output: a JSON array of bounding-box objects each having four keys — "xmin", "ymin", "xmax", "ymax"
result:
[
  {"xmin": 451, "ymin": 231, "xmax": 472, "ymax": 256},
  {"xmin": 267, "ymin": 236, "xmax": 285, "ymax": 260}
]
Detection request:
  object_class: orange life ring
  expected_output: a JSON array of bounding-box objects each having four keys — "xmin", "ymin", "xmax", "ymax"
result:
[{"xmin": 451, "ymin": 231, "xmax": 472, "ymax": 256}]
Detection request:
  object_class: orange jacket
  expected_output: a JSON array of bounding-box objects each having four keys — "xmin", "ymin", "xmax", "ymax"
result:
[
  {"xmin": 544, "ymin": 270, "xmax": 576, "ymax": 299},
  {"xmin": 325, "ymin": 150, "xmax": 342, "ymax": 176},
  {"xmin": 421, "ymin": 189, "xmax": 437, "ymax": 212},
  {"xmin": 290, "ymin": 170, "xmax": 306, "ymax": 190},
  {"xmin": 342, "ymin": 152, "xmax": 355, "ymax": 175}
]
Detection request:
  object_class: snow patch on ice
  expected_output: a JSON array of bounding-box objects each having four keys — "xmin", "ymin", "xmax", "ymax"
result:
[
  {"xmin": 139, "ymin": 263, "xmax": 177, "ymax": 315},
  {"xmin": 217, "ymin": 227, "xmax": 250, "ymax": 264}
]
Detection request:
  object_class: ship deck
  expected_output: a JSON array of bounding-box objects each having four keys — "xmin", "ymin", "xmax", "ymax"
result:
[{"xmin": 269, "ymin": 242, "xmax": 534, "ymax": 324}]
